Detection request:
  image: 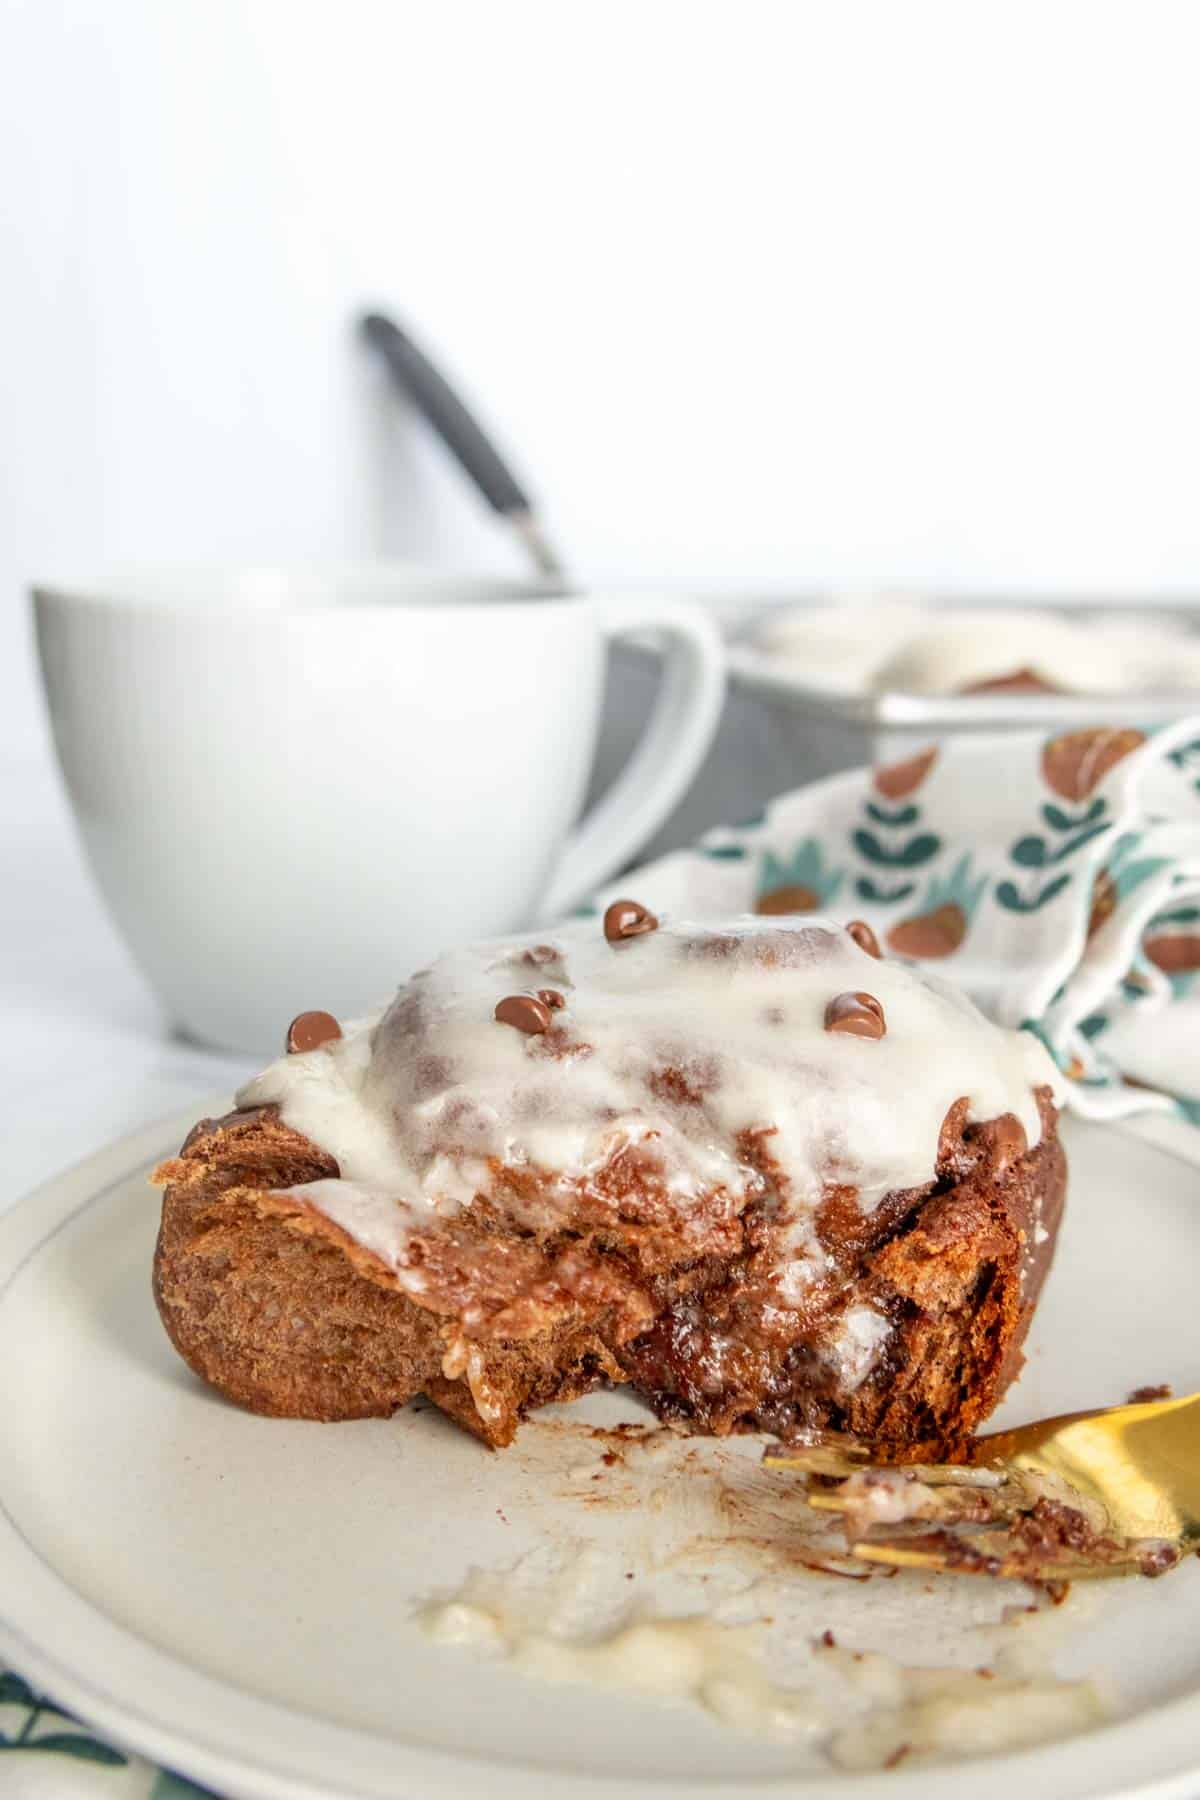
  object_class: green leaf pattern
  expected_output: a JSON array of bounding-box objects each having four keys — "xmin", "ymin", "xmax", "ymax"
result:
[
  {"xmin": 0, "ymin": 1672, "xmax": 127, "ymax": 1765},
  {"xmin": 0, "ymin": 1659, "xmax": 224, "ymax": 1792},
  {"xmin": 1166, "ymin": 734, "xmax": 1200, "ymax": 796},
  {"xmin": 852, "ymin": 827, "xmax": 942, "ymax": 869},
  {"xmin": 996, "ymin": 872, "xmax": 1073, "ymax": 914},
  {"xmin": 854, "ymin": 875, "xmax": 916, "ymax": 905},
  {"xmin": 996, "ymin": 767, "xmax": 1115, "ymax": 916},
  {"xmin": 851, "ymin": 787, "xmax": 940, "ymax": 904},
  {"xmin": 152, "ymin": 1773, "xmax": 221, "ymax": 1798}
]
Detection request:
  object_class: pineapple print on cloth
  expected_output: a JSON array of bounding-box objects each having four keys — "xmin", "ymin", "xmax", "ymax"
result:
[{"xmin": 594, "ymin": 717, "xmax": 1200, "ymax": 1128}]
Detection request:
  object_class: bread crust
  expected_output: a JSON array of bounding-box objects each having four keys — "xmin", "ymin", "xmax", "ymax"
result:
[{"xmin": 153, "ymin": 1095, "xmax": 1065, "ymax": 1451}]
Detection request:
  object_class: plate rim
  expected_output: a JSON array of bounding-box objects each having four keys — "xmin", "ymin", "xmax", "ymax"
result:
[{"xmin": 2, "ymin": 1103, "xmax": 1200, "ymax": 1800}]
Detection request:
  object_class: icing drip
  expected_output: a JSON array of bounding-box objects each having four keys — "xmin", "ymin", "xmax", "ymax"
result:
[{"xmin": 237, "ymin": 916, "xmax": 1058, "ymax": 1280}]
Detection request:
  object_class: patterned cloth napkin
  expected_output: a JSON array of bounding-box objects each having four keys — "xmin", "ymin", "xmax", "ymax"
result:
[
  {"xmin": 0, "ymin": 1669, "xmax": 212, "ymax": 1799},
  {"xmin": 593, "ymin": 715, "xmax": 1200, "ymax": 1126},
  {"xmin": 9, "ymin": 714, "xmax": 1200, "ymax": 1796}
]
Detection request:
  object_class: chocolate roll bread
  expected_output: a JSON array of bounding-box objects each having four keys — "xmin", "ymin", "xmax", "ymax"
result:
[{"xmin": 153, "ymin": 911, "xmax": 1066, "ymax": 1451}]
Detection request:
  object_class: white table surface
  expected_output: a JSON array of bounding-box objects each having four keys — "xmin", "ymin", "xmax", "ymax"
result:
[{"xmin": 2, "ymin": 743, "xmax": 258, "ymax": 1218}]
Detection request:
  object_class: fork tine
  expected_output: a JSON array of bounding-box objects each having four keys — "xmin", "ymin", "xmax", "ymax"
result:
[
  {"xmin": 767, "ymin": 1390, "xmax": 1200, "ymax": 1580},
  {"xmin": 764, "ymin": 1446, "xmax": 996, "ymax": 1485},
  {"xmin": 849, "ymin": 1535, "xmax": 1152, "ymax": 1583},
  {"xmin": 763, "ymin": 1443, "xmax": 873, "ymax": 1477}
]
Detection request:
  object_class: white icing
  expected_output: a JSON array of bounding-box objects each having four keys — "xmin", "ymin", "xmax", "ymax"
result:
[
  {"xmin": 418, "ymin": 1548, "xmax": 1107, "ymax": 1765},
  {"xmin": 875, "ymin": 609, "xmax": 1118, "ymax": 696},
  {"xmin": 418, "ymin": 1575, "xmax": 822, "ymax": 1742},
  {"xmin": 833, "ymin": 1468, "xmax": 926, "ymax": 1537},
  {"xmin": 753, "ymin": 599, "xmax": 1200, "ymax": 696},
  {"xmin": 821, "ymin": 1305, "xmax": 891, "ymax": 1391},
  {"xmin": 829, "ymin": 1664, "xmax": 1106, "ymax": 1769},
  {"xmin": 753, "ymin": 598, "xmax": 931, "ymax": 693},
  {"xmin": 237, "ymin": 915, "xmax": 1058, "ymax": 1275}
]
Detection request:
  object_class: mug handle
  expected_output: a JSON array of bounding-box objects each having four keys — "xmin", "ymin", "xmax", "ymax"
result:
[{"xmin": 541, "ymin": 599, "xmax": 726, "ymax": 919}]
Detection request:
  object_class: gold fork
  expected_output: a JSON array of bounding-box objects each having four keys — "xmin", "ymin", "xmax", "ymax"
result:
[{"xmin": 765, "ymin": 1391, "xmax": 1200, "ymax": 1582}]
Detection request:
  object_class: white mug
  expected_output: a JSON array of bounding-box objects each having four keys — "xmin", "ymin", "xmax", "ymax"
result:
[{"xmin": 34, "ymin": 566, "xmax": 725, "ymax": 1055}]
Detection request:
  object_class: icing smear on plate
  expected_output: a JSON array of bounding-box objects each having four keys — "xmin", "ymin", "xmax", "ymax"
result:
[
  {"xmin": 423, "ymin": 1578, "xmax": 822, "ymax": 1743},
  {"xmin": 417, "ymin": 1546, "xmax": 1106, "ymax": 1770},
  {"xmin": 412, "ymin": 1426, "xmax": 1111, "ymax": 1773}
]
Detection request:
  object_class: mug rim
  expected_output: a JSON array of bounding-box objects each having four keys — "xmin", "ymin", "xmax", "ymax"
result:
[{"xmin": 30, "ymin": 561, "xmax": 581, "ymax": 617}]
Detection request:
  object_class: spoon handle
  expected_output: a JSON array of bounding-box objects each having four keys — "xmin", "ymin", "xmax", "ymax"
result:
[{"xmin": 360, "ymin": 311, "xmax": 564, "ymax": 579}]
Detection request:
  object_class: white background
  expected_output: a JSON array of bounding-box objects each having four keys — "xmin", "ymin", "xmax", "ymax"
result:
[
  {"xmin": 5, "ymin": 0, "xmax": 1200, "ymax": 1194},
  {"xmin": 8, "ymin": 0, "xmax": 1200, "ymax": 757}
]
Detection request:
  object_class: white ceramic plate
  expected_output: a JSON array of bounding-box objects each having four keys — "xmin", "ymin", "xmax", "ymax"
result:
[{"xmin": 2, "ymin": 1106, "xmax": 1200, "ymax": 1800}]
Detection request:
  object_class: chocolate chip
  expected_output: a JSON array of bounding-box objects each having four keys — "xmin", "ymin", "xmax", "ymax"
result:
[
  {"xmin": 495, "ymin": 993, "xmax": 552, "ymax": 1035},
  {"xmin": 845, "ymin": 919, "xmax": 882, "ymax": 959},
  {"xmin": 603, "ymin": 898, "xmax": 658, "ymax": 943},
  {"xmin": 824, "ymin": 991, "xmax": 886, "ymax": 1039},
  {"xmin": 286, "ymin": 1011, "xmax": 342, "ymax": 1054},
  {"xmin": 537, "ymin": 988, "xmax": 566, "ymax": 1009}
]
